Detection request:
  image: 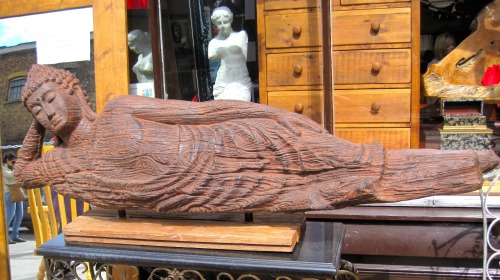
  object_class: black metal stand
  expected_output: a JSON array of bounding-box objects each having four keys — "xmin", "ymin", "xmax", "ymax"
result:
[{"xmin": 37, "ymin": 220, "xmax": 348, "ymax": 279}]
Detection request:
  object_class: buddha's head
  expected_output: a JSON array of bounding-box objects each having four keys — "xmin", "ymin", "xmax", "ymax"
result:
[{"xmin": 22, "ymin": 64, "xmax": 96, "ymax": 136}]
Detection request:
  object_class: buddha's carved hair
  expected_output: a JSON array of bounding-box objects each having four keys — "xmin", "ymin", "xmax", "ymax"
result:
[{"xmin": 21, "ymin": 64, "xmax": 92, "ymax": 109}]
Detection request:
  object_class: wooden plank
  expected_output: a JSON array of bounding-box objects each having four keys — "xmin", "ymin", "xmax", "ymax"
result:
[
  {"xmin": 64, "ymin": 210, "xmax": 304, "ymax": 252},
  {"xmin": 93, "ymin": 0, "xmax": 128, "ymax": 113},
  {"xmin": 335, "ymin": 89, "xmax": 411, "ymax": 123},
  {"xmin": 333, "ymin": 43, "xmax": 411, "ymax": 51},
  {"xmin": 268, "ymin": 90, "xmax": 324, "ymax": 125},
  {"xmin": 267, "ymin": 52, "xmax": 323, "ymax": 86},
  {"xmin": 256, "ymin": 0, "xmax": 268, "ymax": 105},
  {"xmin": 265, "ymin": 11, "xmax": 322, "ymax": 49},
  {"xmin": 340, "ymin": 0, "xmax": 409, "ymax": 5},
  {"xmin": 264, "ymin": 0, "xmax": 320, "ymax": 10},
  {"xmin": 335, "ymin": 127, "xmax": 411, "ymax": 149},
  {"xmin": 333, "ymin": 49, "xmax": 411, "ymax": 84},
  {"xmin": 333, "ymin": 2, "xmax": 410, "ymax": 11},
  {"xmin": 332, "ymin": 8, "xmax": 411, "ymax": 46},
  {"xmin": 0, "ymin": 0, "xmax": 91, "ymax": 19},
  {"xmin": 0, "ymin": 164, "xmax": 10, "ymax": 280},
  {"xmin": 335, "ymin": 123, "xmax": 410, "ymax": 128},
  {"xmin": 410, "ymin": 0, "xmax": 421, "ymax": 148},
  {"xmin": 333, "ymin": 83, "xmax": 410, "ymax": 89}
]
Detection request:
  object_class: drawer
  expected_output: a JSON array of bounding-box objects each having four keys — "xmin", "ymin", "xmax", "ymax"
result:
[
  {"xmin": 332, "ymin": 8, "xmax": 411, "ymax": 45},
  {"xmin": 265, "ymin": 0, "xmax": 320, "ymax": 10},
  {"xmin": 265, "ymin": 12, "xmax": 322, "ymax": 48},
  {"xmin": 339, "ymin": 0, "xmax": 409, "ymax": 5},
  {"xmin": 268, "ymin": 91, "xmax": 324, "ymax": 125},
  {"xmin": 335, "ymin": 128, "xmax": 410, "ymax": 149},
  {"xmin": 335, "ymin": 89, "xmax": 410, "ymax": 123},
  {"xmin": 267, "ymin": 52, "xmax": 322, "ymax": 87},
  {"xmin": 333, "ymin": 49, "xmax": 411, "ymax": 84}
]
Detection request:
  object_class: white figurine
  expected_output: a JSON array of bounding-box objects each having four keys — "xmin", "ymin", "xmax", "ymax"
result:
[
  {"xmin": 127, "ymin": 29, "xmax": 154, "ymax": 83},
  {"xmin": 208, "ymin": 6, "xmax": 252, "ymax": 102}
]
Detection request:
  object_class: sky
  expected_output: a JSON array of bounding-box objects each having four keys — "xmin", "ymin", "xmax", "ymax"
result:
[{"xmin": 0, "ymin": 7, "xmax": 93, "ymax": 48}]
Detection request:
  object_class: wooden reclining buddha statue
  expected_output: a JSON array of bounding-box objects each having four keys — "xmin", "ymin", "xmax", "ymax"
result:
[
  {"xmin": 424, "ymin": 0, "xmax": 500, "ymax": 101},
  {"xmin": 15, "ymin": 65, "xmax": 499, "ymax": 214}
]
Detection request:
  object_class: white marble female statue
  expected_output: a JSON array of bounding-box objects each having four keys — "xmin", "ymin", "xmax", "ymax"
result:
[
  {"xmin": 208, "ymin": 6, "xmax": 252, "ymax": 102},
  {"xmin": 127, "ymin": 29, "xmax": 154, "ymax": 83}
]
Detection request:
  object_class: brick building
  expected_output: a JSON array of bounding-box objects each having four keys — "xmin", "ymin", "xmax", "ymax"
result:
[{"xmin": 0, "ymin": 40, "xmax": 95, "ymax": 154}]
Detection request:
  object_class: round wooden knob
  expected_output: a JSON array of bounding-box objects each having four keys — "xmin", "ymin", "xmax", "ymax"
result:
[
  {"xmin": 293, "ymin": 64, "xmax": 303, "ymax": 74},
  {"xmin": 372, "ymin": 62, "xmax": 381, "ymax": 72},
  {"xmin": 292, "ymin": 25, "xmax": 302, "ymax": 35},
  {"xmin": 370, "ymin": 102, "xmax": 381, "ymax": 113},
  {"xmin": 371, "ymin": 22, "xmax": 380, "ymax": 32},
  {"xmin": 294, "ymin": 103, "xmax": 304, "ymax": 114}
]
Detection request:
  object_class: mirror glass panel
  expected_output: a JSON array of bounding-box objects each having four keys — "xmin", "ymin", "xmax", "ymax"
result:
[
  {"xmin": 0, "ymin": 7, "xmax": 94, "ymax": 159},
  {"xmin": 127, "ymin": 1, "xmax": 258, "ymax": 102},
  {"xmin": 0, "ymin": 7, "xmax": 94, "ymax": 278}
]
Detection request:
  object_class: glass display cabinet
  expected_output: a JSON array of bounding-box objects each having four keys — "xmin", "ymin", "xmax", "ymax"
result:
[{"xmin": 126, "ymin": 0, "xmax": 257, "ymax": 102}]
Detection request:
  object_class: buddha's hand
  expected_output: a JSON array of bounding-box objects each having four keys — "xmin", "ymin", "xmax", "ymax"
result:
[{"xmin": 20, "ymin": 120, "xmax": 46, "ymax": 160}]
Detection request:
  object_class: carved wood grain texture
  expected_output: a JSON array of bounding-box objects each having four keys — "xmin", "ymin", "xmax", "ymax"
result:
[{"xmin": 15, "ymin": 88, "xmax": 499, "ymax": 214}]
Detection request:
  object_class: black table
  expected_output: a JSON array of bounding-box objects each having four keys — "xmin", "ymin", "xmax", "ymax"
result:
[{"xmin": 37, "ymin": 220, "xmax": 347, "ymax": 280}]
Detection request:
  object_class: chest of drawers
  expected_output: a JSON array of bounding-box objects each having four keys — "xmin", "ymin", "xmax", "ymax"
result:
[{"xmin": 257, "ymin": 0, "xmax": 420, "ymax": 149}]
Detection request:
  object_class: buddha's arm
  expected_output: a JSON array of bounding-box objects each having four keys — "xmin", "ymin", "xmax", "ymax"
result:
[
  {"xmin": 14, "ymin": 120, "xmax": 49, "ymax": 189},
  {"xmin": 107, "ymin": 96, "xmax": 326, "ymax": 136},
  {"xmin": 19, "ymin": 120, "xmax": 45, "ymax": 160}
]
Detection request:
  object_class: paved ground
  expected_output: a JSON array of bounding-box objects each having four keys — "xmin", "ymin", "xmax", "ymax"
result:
[
  {"xmin": 8, "ymin": 227, "xmax": 96, "ymax": 279},
  {"xmin": 7, "ymin": 227, "xmax": 43, "ymax": 280},
  {"xmin": 9, "ymin": 228, "xmax": 42, "ymax": 280}
]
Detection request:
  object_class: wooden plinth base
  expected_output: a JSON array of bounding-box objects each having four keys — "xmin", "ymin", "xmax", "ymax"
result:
[{"xmin": 63, "ymin": 208, "xmax": 305, "ymax": 252}]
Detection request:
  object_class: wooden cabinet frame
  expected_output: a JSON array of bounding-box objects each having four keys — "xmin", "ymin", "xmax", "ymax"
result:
[{"xmin": 0, "ymin": 0, "xmax": 129, "ymax": 277}]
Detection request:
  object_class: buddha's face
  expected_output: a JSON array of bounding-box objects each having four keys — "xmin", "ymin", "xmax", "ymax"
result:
[{"xmin": 26, "ymin": 82, "xmax": 82, "ymax": 136}]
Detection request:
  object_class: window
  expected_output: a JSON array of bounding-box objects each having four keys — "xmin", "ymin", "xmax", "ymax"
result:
[{"xmin": 8, "ymin": 77, "xmax": 26, "ymax": 101}]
